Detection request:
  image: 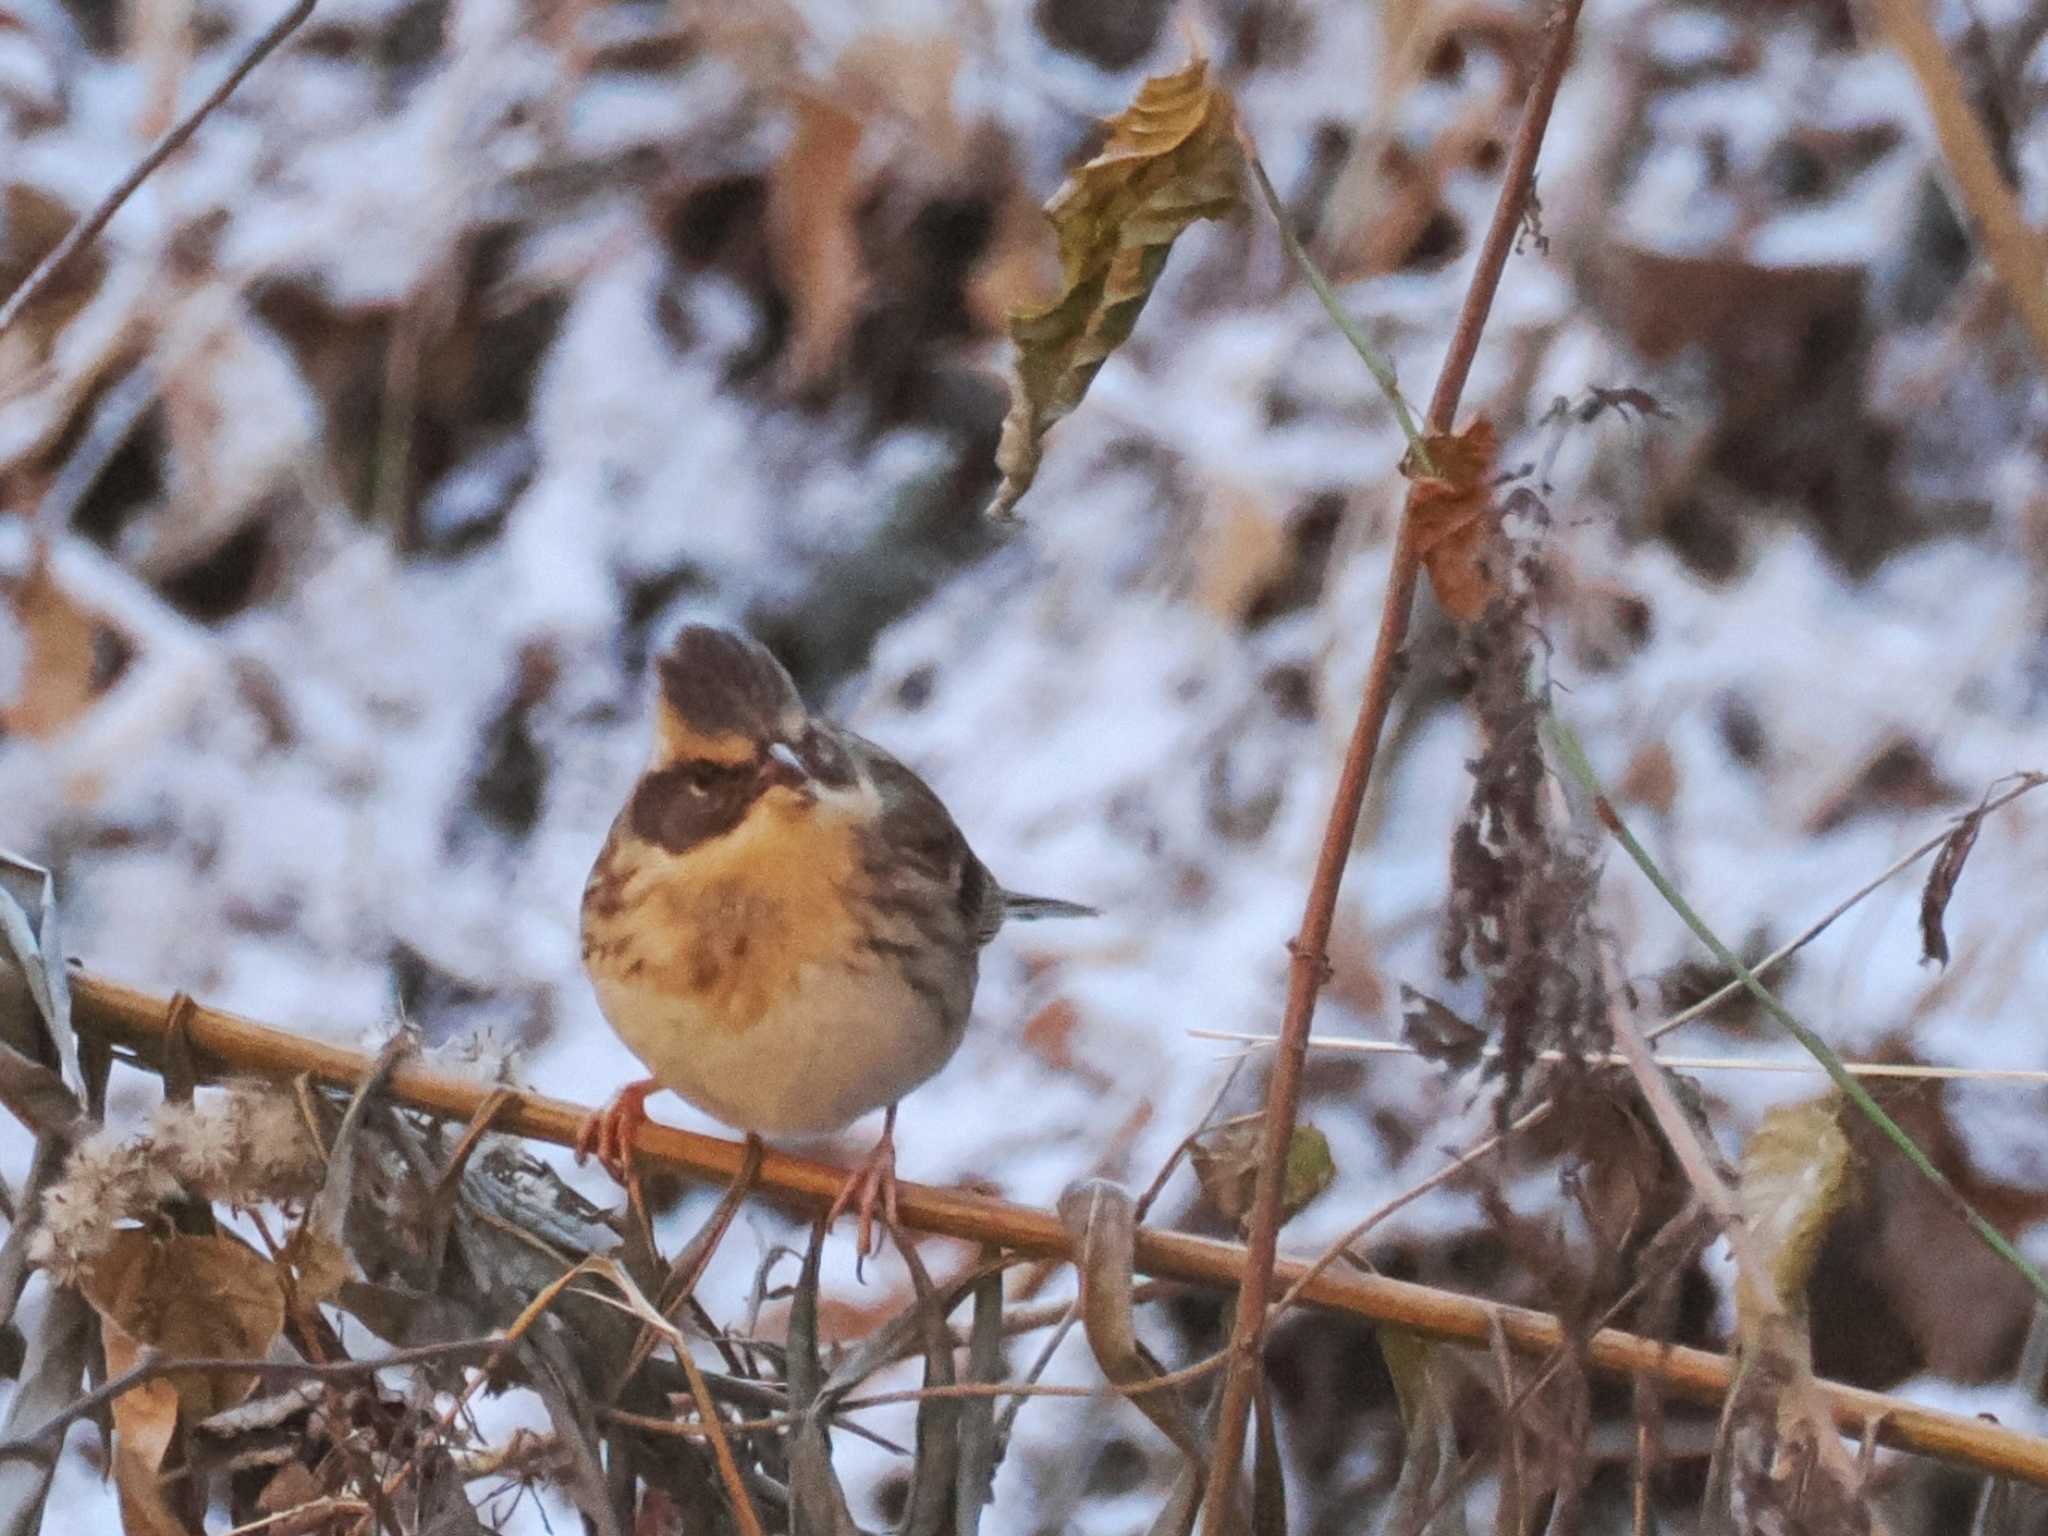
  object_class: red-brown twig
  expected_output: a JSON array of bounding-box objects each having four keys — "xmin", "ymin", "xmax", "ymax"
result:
[
  {"xmin": 1199, "ymin": 3, "xmax": 1586, "ymax": 1525},
  {"xmin": 0, "ymin": 0, "xmax": 316, "ymax": 345}
]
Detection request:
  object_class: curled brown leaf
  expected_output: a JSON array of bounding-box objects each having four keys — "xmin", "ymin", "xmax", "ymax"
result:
[
  {"xmin": 1920, "ymin": 799, "xmax": 1989, "ymax": 967},
  {"xmin": 81, "ymin": 1231, "xmax": 286, "ymax": 1421},
  {"xmin": 1402, "ymin": 417, "xmax": 1501, "ymax": 621},
  {"xmin": 1399, "ymin": 984, "xmax": 1486, "ymax": 1073},
  {"xmin": 1056, "ymin": 1179, "xmax": 1205, "ymax": 1464}
]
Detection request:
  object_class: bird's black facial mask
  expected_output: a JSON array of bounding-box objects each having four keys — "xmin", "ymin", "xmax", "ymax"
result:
[{"xmin": 629, "ymin": 757, "xmax": 760, "ymax": 852}]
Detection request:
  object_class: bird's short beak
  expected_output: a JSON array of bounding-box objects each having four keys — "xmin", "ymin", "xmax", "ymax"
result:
[{"xmin": 759, "ymin": 740, "xmax": 810, "ymax": 795}]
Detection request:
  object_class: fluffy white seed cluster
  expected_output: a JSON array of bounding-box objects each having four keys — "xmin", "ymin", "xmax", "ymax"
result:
[{"xmin": 31, "ymin": 1083, "xmax": 326, "ymax": 1284}]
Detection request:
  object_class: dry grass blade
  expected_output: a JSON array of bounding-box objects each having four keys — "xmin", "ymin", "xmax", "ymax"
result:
[
  {"xmin": 0, "ymin": 1047, "xmax": 82, "ymax": 1148},
  {"xmin": 288, "ymin": 1036, "xmax": 405, "ymax": 1307},
  {"xmin": 788, "ymin": 1219, "xmax": 825, "ymax": 1412},
  {"xmin": 0, "ymin": 1289, "xmax": 95, "ymax": 1536},
  {"xmin": 790, "ymin": 1421, "xmax": 862, "ymax": 1536},
  {"xmin": 572, "ymin": 1259, "xmax": 764, "ymax": 1536},
  {"xmin": 0, "ymin": 853, "xmax": 82, "ymax": 1141},
  {"xmin": 787, "ymin": 1219, "xmax": 861, "ymax": 1536},
  {"xmin": 608, "ymin": 1136, "xmax": 761, "ymax": 1396},
  {"xmin": 988, "ymin": 55, "xmax": 1242, "ymax": 519},
  {"xmin": 0, "ymin": 857, "xmax": 95, "ymax": 1536},
  {"xmin": 1058, "ymin": 1180, "xmax": 1205, "ymax": 1466},
  {"xmin": 955, "ymin": 1261, "xmax": 1003, "ymax": 1536},
  {"xmin": 896, "ymin": 1231, "xmax": 962, "ymax": 1536},
  {"xmin": 818, "ymin": 1258, "xmax": 1015, "ymax": 1413}
]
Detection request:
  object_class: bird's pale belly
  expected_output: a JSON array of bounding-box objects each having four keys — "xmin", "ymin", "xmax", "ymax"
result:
[
  {"xmin": 581, "ymin": 785, "xmax": 974, "ymax": 1135},
  {"xmin": 590, "ymin": 955, "xmax": 959, "ymax": 1135}
]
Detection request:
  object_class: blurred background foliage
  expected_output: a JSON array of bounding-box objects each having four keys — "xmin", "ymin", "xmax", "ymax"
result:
[{"xmin": 7, "ymin": 0, "xmax": 2048, "ymax": 1530}]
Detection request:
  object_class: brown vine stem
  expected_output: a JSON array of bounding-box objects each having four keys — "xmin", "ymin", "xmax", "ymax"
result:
[
  {"xmin": 0, "ymin": 0, "xmax": 317, "ymax": 345},
  {"xmin": 61, "ymin": 969, "xmax": 2048, "ymax": 1488},
  {"xmin": 1199, "ymin": 2, "xmax": 1585, "ymax": 1524}
]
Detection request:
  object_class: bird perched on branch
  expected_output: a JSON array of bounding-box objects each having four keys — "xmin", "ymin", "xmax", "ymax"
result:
[{"xmin": 577, "ymin": 623, "xmax": 1094, "ymax": 1258}]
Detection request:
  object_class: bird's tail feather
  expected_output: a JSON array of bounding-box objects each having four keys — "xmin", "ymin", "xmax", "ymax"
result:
[{"xmin": 1000, "ymin": 891, "xmax": 1098, "ymax": 921}]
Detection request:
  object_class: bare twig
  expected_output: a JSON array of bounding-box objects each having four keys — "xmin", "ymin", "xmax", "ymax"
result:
[
  {"xmin": 1647, "ymin": 771, "xmax": 2048, "ymax": 1042},
  {"xmin": 576, "ymin": 1259, "xmax": 766, "ymax": 1536},
  {"xmin": 0, "ymin": 0, "xmax": 316, "ymax": 345},
  {"xmin": 0, "ymin": 1338, "xmax": 501, "ymax": 1465},
  {"xmin": 1201, "ymin": 4, "xmax": 1586, "ymax": 1525},
  {"xmin": 1197, "ymin": 1031, "xmax": 2048, "ymax": 1086},
  {"xmin": 59, "ymin": 970, "xmax": 2048, "ymax": 1486}
]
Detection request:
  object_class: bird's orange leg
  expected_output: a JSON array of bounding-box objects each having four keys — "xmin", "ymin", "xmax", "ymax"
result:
[
  {"xmin": 575, "ymin": 1078, "xmax": 659, "ymax": 1184},
  {"xmin": 826, "ymin": 1104, "xmax": 900, "ymax": 1270}
]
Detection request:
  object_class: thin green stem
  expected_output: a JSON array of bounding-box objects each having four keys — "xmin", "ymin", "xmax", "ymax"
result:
[
  {"xmin": 1238, "ymin": 141, "xmax": 1434, "ymax": 471},
  {"xmin": 1543, "ymin": 710, "xmax": 2048, "ymax": 1309}
]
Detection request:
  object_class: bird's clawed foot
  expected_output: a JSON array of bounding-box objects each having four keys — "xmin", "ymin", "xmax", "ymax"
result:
[
  {"xmin": 576, "ymin": 1079, "xmax": 658, "ymax": 1184},
  {"xmin": 826, "ymin": 1107, "xmax": 899, "ymax": 1274}
]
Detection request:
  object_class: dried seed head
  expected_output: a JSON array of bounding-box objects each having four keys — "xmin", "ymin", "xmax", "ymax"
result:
[{"xmin": 34, "ymin": 1083, "xmax": 325, "ymax": 1282}]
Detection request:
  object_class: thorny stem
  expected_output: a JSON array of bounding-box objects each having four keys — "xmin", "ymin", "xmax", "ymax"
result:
[
  {"xmin": 0, "ymin": 0, "xmax": 317, "ymax": 345},
  {"xmin": 61, "ymin": 969, "xmax": 2048, "ymax": 1488},
  {"xmin": 1201, "ymin": 3, "xmax": 1585, "ymax": 1525},
  {"xmin": 1545, "ymin": 717, "xmax": 2048, "ymax": 1308}
]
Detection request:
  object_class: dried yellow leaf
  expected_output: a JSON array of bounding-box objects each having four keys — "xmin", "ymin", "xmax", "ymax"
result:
[
  {"xmin": 1190, "ymin": 1121, "xmax": 1336, "ymax": 1232},
  {"xmin": 1736, "ymin": 1096, "xmax": 1852, "ymax": 1332},
  {"xmin": 988, "ymin": 56, "xmax": 1243, "ymax": 520}
]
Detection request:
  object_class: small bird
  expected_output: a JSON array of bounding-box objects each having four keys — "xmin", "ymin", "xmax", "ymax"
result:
[{"xmin": 577, "ymin": 623, "xmax": 1093, "ymax": 1257}]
